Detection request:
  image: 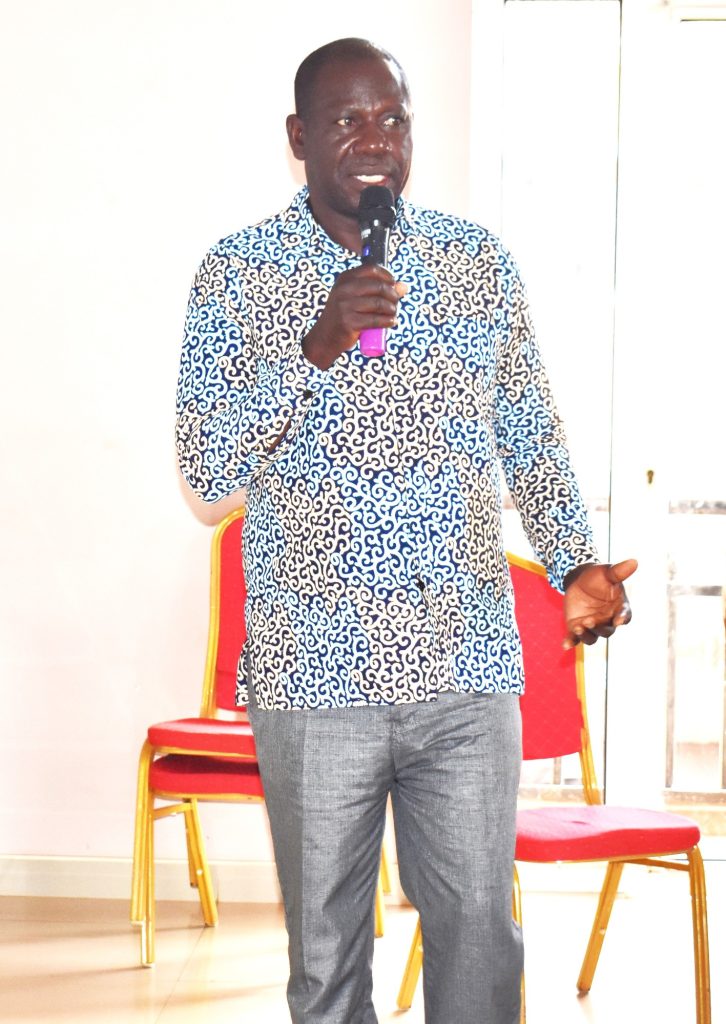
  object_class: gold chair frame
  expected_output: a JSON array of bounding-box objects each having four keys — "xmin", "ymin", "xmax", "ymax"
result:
[{"xmin": 130, "ymin": 510, "xmax": 261, "ymax": 965}]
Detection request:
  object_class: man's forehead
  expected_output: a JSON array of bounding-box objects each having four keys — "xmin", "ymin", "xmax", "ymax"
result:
[{"xmin": 307, "ymin": 56, "xmax": 411, "ymax": 113}]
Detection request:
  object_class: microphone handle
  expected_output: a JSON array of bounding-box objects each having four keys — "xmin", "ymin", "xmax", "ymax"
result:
[
  {"xmin": 361, "ymin": 226, "xmax": 389, "ymax": 266},
  {"xmin": 359, "ymin": 326, "xmax": 387, "ymax": 357},
  {"xmin": 360, "ymin": 223, "xmax": 390, "ymax": 358}
]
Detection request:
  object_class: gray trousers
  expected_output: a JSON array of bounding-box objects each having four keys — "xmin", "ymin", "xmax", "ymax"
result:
[{"xmin": 248, "ymin": 691, "xmax": 523, "ymax": 1024}]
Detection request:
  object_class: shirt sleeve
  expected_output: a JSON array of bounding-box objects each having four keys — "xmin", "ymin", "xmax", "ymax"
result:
[
  {"xmin": 492, "ymin": 260, "xmax": 600, "ymax": 592},
  {"xmin": 175, "ymin": 244, "xmax": 328, "ymax": 502}
]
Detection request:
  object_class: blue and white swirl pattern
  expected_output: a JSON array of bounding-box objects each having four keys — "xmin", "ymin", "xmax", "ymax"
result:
[{"xmin": 176, "ymin": 188, "xmax": 598, "ymax": 709}]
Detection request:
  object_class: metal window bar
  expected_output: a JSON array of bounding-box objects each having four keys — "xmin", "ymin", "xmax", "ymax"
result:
[{"xmin": 666, "ymin": 500, "xmax": 726, "ymax": 795}]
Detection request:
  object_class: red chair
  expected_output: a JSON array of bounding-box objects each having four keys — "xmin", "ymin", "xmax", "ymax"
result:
[
  {"xmin": 397, "ymin": 552, "xmax": 711, "ymax": 1023},
  {"xmin": 131, "ymin": 508, "xmax": 390, "ymax": 966},
  {"xmin": 130, "ymin": 508, "xmax": 262, "ymax": 966}
]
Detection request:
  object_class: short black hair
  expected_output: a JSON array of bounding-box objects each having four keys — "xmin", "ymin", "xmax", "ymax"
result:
[{"xmin": 294, "ymin": 38, "xmax": 409, "ymax": 119}]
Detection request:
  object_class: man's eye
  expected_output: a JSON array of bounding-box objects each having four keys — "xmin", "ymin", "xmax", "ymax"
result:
[
  {"xmin": 336, "ymin": 117, "xmax": 354, "ymax": 127},
  {"xmin": 383, "ymin": 116, "xmax": 403, "ymax": 128}
]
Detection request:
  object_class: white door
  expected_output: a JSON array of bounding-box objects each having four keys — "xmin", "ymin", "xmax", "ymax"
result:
[
  {"xmin": 473, "ymin": 0, "xmax": 726, "ymax": 842},
  {"xmin": 608, "ymin": 1, "xmax": 726, "ymax": 841}
]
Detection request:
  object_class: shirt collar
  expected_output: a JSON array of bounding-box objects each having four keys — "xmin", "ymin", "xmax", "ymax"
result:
[{"xmin": 281, "ymin": 186, "xmax": 415, "ymax": 260}]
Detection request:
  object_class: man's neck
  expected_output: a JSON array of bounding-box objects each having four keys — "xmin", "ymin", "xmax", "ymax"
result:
[{"xmin": 306, "ymin": 197, "xmax": 361, "ymax": 256}]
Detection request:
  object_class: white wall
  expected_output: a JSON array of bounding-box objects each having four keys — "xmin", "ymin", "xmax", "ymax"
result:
[{"xmin": 0, "ymin": 0, "xmax": 475, "ymax": 887}]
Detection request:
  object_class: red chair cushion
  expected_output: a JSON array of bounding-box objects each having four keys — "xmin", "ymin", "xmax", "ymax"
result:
[
  {"xmin": 150, "ymin": 754, "xmax": 264, "ymax": 798},
  {"xmin": 147, "ymin": 718, "xmax": 256, "ymax": 757},
  {"xmin": 516, "ymin": 805, "xmax": 700, "ymax": 861}
]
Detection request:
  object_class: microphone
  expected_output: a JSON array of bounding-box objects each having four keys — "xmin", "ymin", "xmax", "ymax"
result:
[{"xmin": 357, "ymin": 185, "xmax": 396, "ymax": 357}]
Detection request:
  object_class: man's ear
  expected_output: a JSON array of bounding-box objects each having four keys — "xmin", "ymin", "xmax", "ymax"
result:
[{"xmin": 286, "ymin": 114, "xmax": 305, "ymax": 161}]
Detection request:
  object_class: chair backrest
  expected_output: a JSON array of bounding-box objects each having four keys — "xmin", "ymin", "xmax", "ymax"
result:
[
  {"xmin": 508, "ymin": 552, "xmax": 600, "ymax": 803},
  {"xmin": 199, "ymin": 508, "xmax": 247, "ymax": 716}
]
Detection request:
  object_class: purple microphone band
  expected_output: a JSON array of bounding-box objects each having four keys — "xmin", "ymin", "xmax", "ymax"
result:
[{"xmin": 359, "ymin": 327, "xmax": 387, "ymax": 357}]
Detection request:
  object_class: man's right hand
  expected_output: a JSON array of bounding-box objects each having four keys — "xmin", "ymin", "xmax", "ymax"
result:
[{"xmin": 302, "ymin": 265, "xmax": 407, "ymax": 371}]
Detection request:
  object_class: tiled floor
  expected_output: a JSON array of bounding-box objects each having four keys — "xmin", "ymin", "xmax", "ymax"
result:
[{"xmin": 0, "ymin": 862, "xmax": 722, "ymax": 1023}]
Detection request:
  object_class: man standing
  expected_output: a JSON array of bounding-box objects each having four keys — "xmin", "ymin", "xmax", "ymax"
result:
[{"xmin": 176, "ymin": 37, "xmax": 635, "ymax": 1024}]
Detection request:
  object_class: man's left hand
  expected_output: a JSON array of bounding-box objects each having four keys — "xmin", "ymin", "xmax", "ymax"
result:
[{"xmin": 562, "ymin": 559, "xmax": 638, "ymax": 649}]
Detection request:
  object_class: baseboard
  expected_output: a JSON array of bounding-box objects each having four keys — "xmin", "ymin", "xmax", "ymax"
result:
[
  {"xmin": 0, "ymin": 856, "xmax": 283, "ymax": 903},
  {"xmin": 0, "ymin": 854, "xmax": 669, "ymax": 903}
]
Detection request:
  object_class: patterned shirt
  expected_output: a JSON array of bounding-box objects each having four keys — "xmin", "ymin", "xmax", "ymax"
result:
[{"xmin": 176, "ymin": 187, "xmax": 598, "ymax": 710}]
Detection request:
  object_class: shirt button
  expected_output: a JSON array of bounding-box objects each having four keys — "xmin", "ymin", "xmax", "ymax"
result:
[{"xmin": 302, "ymin": 389, "xmax": 313, "ymax": 400}]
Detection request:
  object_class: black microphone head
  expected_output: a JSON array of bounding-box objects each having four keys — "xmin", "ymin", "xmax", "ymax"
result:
[{"xmin": 357, "ymin": 185, "xmax": 396, "ymax": 228}]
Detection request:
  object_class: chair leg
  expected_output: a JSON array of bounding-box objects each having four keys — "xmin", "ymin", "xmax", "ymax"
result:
[
  {"xmin": 512, "ymin": 865, "xmax": 526, "ymax": 1024},
  {"xmin": 131, "ymin": 741, "xmax": 153, "ymax": 923},
  {"xmin": 374, "ymin": 840, "xmax": 389, "ymax": 937},
  {"xmin": 140, "ymin": 798, "xmax": 155, "ymax": 966},
  {"xmin": 397, "ymin": 917, "xmax": 423, "ymax": 1010},
  {"xmin": 372, "ymin": 835, "xmax": 390, "ymax": 936},
  {"xmin": 182, "ymin": 805, "xmax": 199, "ymax": 889},
  {"xmin": 687, "ymin": 847, "xmax": 711, "ymax": 1024},
  {"xmin": 380, "ymin": 841, "xmax": 392, "ymax": 895},
  {"xmin": 577, "ymin": 860, "xmax": 624, "ymax": 993},
  {"xmin": 374, "ymin": 875, "xmax": 385, "ymax": 938},
  {"xmin": 186, "ymin": 799, "xmax": 218, "ymax": 927}
]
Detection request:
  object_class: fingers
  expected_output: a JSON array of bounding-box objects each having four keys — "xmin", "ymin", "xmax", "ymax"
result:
[
  {"xmin": 563, "ymin": 603, "xmax": 632, "ymax": 650},
  {"xmin": 332, "ymin": 266, "xmax": 405, "ymax": 330},
  {"xmin": 613, "ymin": 598, "xmax": 632, "ymax": 627},
  {"xmin": 303, "ymin": 269, "xmax": 409, "ymax": 369},
  {"xmin": 563, "ymin": 628, "xmax": 607, "ymax": 650},
  {"xmin": 564, "ymin": 622, "xmax": 614, "ymax": 649},
  {"xmin": 606, "ymin": 558, "xmax": 638, "ymax": 584},
  {"xmin": 562, "ymin": 557, "xmax": 636, "ymax": 649}
]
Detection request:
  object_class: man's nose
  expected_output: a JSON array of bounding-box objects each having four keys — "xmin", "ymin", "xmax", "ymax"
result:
[{"xmin": 353, "ymin": 121, "xmax": 390, "ymax": 153}]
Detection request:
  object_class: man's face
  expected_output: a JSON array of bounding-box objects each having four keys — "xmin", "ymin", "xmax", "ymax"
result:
[{"xmin": 287, "ymin": 56, "xmax": 413, "ymax": 247}]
